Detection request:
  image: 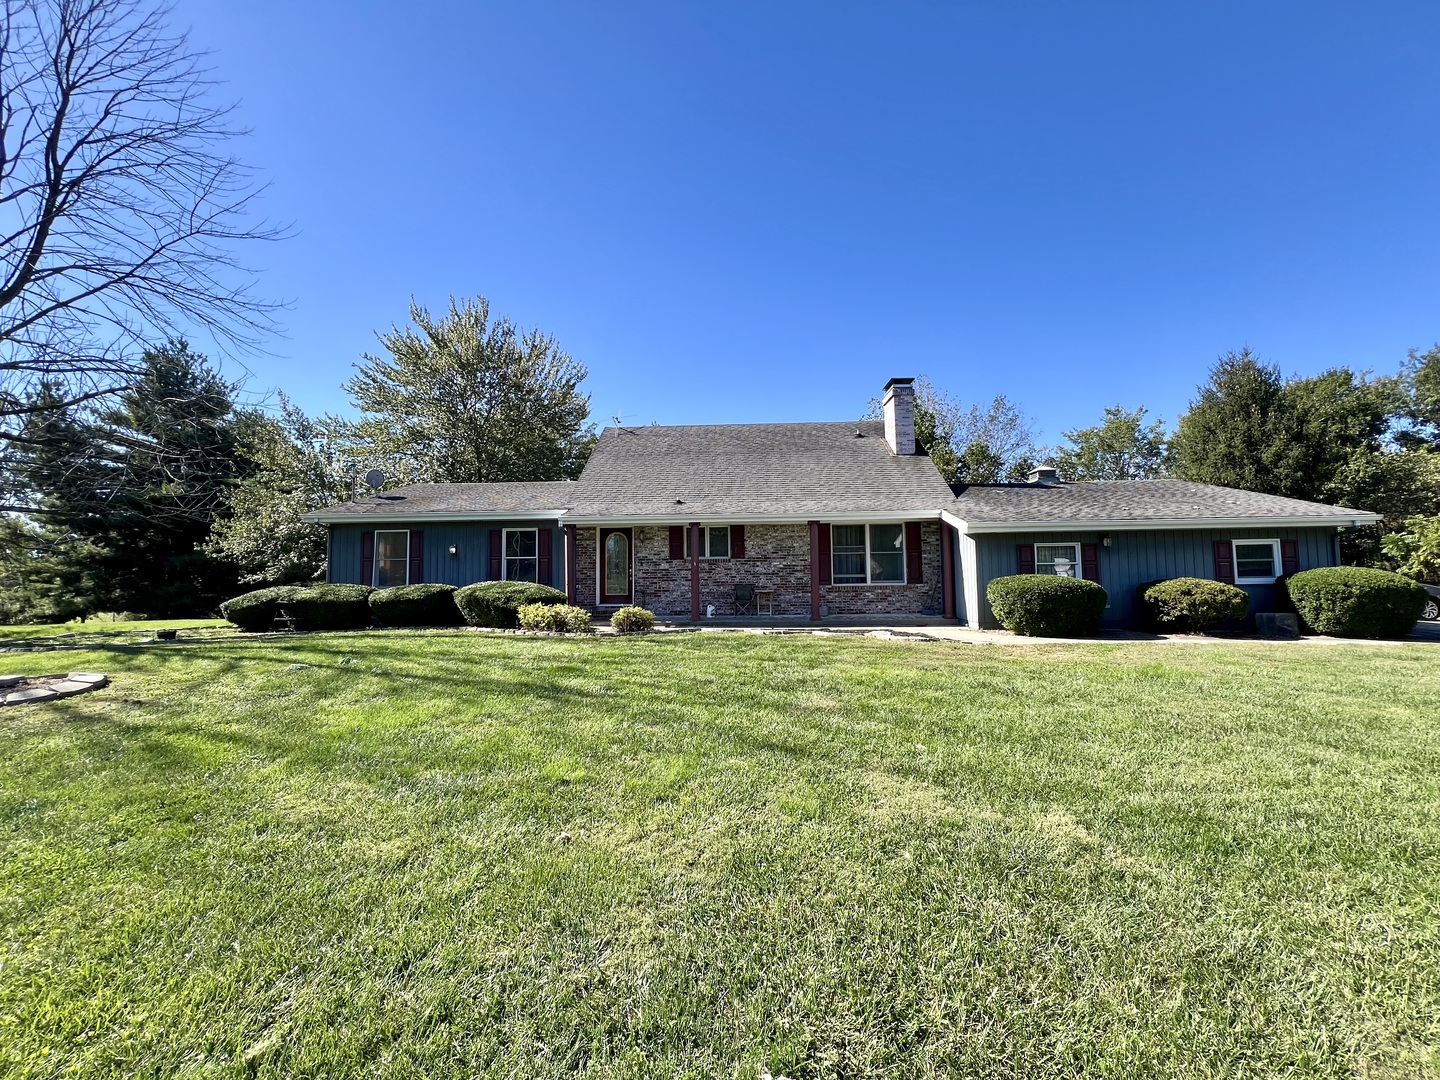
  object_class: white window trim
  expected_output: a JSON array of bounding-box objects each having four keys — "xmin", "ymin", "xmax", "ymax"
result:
[
  {"xmin": 684, "ymin": 525, "xmax": 732, "ymax": 560},
  {"xmin": 830, "ymin": 523, "xmax": 907, "ymax": 586},
  {"xmin": 373, "ymin": 529, "xmax": 410, "ymax": 588},
  {"xmin": 1233, "ymin": 538, "xmax": 1282, "ymax": 585},
  {"xmin": 501, "ymin": 527, "xmax": 539, "ymax": 582},
  {"xmin": 1034, "ymin": 541, "xmax": 1082, "ymax": 578}
]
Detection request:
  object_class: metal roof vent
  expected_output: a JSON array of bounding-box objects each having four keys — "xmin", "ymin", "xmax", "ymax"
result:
[{"xmin": 1027, "ymin": 464, "xmax": 1061, "ymax": 486}]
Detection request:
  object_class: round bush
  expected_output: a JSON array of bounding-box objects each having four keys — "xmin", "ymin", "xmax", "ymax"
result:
[
  {"xmin": 1285, "ymin": 567, "xmax": 1426, "ymax": 639},
  {"xmin": 454, "ymin": 581, "xmax": 568, "ymax": 629},
  {"xmin": 610, "ymin": 606, "xmax": 655, "ymax": 634},
  {"xmin": 287, "ymin": 584, "xmax": 374, "ymax": 631},
  {"xmin": 1141, "ymin": 577, "xmax": 1250, "ymax": 633},
  {"xmin": 368, "ymin": 583, "xmax": 462, "ymax": 627},
  {"xmin": 986, "ymin": 575, "xmax": 1107, "ymax": 637},
  {"xmin": 516, "ymin": 603, "xmax": 593, "ymax": 633},
  {"xmin": 220, "ymin": 585, "xmax": 306, "ymax": 632}
]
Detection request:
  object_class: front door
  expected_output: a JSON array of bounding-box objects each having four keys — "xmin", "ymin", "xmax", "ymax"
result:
[{"xmin": 599, "ymin": 528, "xmax": 632, "ymax": 605}]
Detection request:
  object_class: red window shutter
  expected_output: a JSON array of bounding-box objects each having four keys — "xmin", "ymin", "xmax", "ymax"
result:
[
  {"xmin": 1080, "ymin": 543, "xmax": 1100, "ymax": 583},
  {"xmin": 1016, "ymin": 544, "xmax": 1035, "ymax": 574},
  {"xmin": 488, "ymin": 529, "xmax": 502, "ymax": 580},
  {"xmin": 1213, "ymin": 540, "xmax": 1235, "ymax": 583},
  {"xmin": 408, "ymin": 530, "xmax": 424, "ymax": 584},
  {"xmin": 731, "ymin": 524, "xmax": 745, "ymax": 559},
  {"xmin": 817, "ymin": 523, "xmax": 832, "ymax": 585},
  {"xmin": 1281, "ymin": 539, "xmax": 1299, "ymax": 576},
  {"xmin": 538, "ymin": 528, "xmax": 553, "ymax": 585},
  {"xmin": 905, "ymin": 522, "xmax": 923, "ymax": 583},
  {"xmin": 360, "ymin": 531, "xmax": 375, "ymax": 586},
  {"xmin": 668, "ymin": 525, "xmax": 684, "ymax": 560}
]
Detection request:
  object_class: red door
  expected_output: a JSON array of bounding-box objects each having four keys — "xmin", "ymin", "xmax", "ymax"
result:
[{"xmin": 599, "ymin": 528, "xmax": 632, "ymax": 605}]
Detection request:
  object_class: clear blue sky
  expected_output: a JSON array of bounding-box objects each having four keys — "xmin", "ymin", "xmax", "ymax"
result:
[{"xmin": 181, "ymin": 1, "xmax": 1440, "ymax": 443}]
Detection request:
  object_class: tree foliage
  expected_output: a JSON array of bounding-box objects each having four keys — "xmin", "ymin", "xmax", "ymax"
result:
[
  {"xmin": 1380, "ymin": 516, "xmax": 1440, "ymax": 582},
  {"xmin": 1171, "ymin": 349, "xmax": 1429, "ymax": 512},
  {"xmin": 343, "ymin": 296, "xmax": 595, "ymax": 484},
  {"xmin": 204, "ymin": 397, "xmax": 354, "ymax": 585},
  {"xmin": 1054, "ymin": 405, "xmax": 1170, "ymax": 481},
  {"xmin": 0, "ymin": 0, "xmax": 278, "ymax": 444},
  {"xmin": 0, "ymin": 340, "xmax": 254, "ymax": 619},
  {"xmin": 872, "ymin": 377, "xmax": 1042, "ymax": 485}
]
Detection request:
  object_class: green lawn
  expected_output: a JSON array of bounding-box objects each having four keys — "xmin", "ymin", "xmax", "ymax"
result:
[
  {"xmin": 0, "ymin": 617, "xmax": 228, "ymax": 645},
  {"xmin": 1, "ymin": 631, "xmax": 1437, "ymax": 1078}
]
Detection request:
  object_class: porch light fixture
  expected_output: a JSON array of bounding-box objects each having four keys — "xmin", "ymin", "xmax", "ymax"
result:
[
  {"xmin": 448, "ymin": 544, "xmax": 458, "ymax": 556},
  {"xmin": 1101, "ymin": 534, "xmax": 1112, "ymax": 548}
]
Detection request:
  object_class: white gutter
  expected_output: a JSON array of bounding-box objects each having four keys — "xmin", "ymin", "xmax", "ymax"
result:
[
  {"xmin": 959, "ymin": 514, "xmax": 1381, "ymax": 533},
  {"xmin": 302, "ymin": 510, "xmax": 570, "ymax": 524},
  {"xmin": 562, "ymin": 510, "xmax": 947, "ymax": 526}
]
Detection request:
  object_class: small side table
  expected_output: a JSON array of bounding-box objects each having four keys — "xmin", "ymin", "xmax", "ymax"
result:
[{"xmin": 754, "ymin": 587, "xmax": 775, "ymax": 617}]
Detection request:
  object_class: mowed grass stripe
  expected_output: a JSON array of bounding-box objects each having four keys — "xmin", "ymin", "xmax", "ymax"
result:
[{"xmin": 0, "ymin": 631, "xmax": 1436, "ymax": 1078}]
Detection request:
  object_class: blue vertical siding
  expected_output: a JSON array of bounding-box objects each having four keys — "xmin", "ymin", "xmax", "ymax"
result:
[
  {"xmin": 327, "ymin": 520, "xmax": 565, "ymax": 589},
  {"xmin": 973, "ymin": 526, "xmax": 1341, "ymax": 628}
]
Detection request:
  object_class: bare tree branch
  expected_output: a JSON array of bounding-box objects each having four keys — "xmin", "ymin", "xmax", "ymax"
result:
[{"xmin": 0, "ymin": 0, "xmax": 282, "ymax": 445}]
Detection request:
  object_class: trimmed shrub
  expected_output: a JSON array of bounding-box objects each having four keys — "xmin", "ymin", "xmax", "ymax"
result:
[
  {"xmin": 455, "ymin": 581, "xmax": 568, "ymax": 629},
  {"xmin": 368, "ymin": 583, "xmax": 463, "ymax": 627},
  {"xmin": 986, "ymin": 574, "xmax": 1107, "ymax": 637},
  {"xmin": 287, "ymin": 584, "xmax": 374, "ymax": 631},
  {"xmin": 610, "ymin": 606, "xmax": 655, "ymax": 634},
  {"xmin": 220, "ymin": 586, "xmax": 306, "ymax": 632},
  {"xmin": 1285, "ymin": 567, "xmax": 1426, "ymax": 639},
  {"xmin": 1141, "ymin": 577, "xmax": 1250, "ymax": 633},
  {"xmin": 517, "ymin": 603, "xmax": 593, "ymax": 633}
]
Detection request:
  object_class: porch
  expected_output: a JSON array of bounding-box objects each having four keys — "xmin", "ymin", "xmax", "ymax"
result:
[{"xmin": 566, "ymin": 521, "xmax": 957, "ymax": 621}]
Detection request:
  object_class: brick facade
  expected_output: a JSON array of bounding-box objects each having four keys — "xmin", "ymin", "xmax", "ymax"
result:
[{"xmin": 572, "ymin": 521, "xmax": 945, "ymax": 619}]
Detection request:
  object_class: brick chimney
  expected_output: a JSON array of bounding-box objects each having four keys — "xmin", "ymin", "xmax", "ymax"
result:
[{"xmin": 882, "ymin": 377, "xmax": 916, "ymax": 456}]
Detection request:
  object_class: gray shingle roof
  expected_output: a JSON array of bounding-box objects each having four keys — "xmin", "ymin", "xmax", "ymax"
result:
[
  {"xmin": 563, "ymin": 421, "xmax": 955, "ymax": 520},
  {"xmin": 304, "ymin": 481, "xmax": 575, "ymax": 521},
  {"xmin": 951, "ymin": 479, "xmax": 1380, "ymax": 530}
]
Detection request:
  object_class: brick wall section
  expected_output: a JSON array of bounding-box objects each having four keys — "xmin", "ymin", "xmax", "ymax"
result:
[
  {"xmin": 573, "ymin": 521, "xmax": 944, "ymax": 619},
  {"xmin": 575, "ymin": 527, "xmax": 598, "ymax": 607}
]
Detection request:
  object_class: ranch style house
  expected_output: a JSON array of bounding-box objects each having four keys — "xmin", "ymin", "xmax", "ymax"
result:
[{"xmin": 304, "ymin": 378, "xmax": 1382, "ymax": 628}]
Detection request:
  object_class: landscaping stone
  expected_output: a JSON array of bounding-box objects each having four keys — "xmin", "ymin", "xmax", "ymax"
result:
[
  {"xmin": 6, "ymin": 686, "xmax": 58, "ymax": 705},
  {"xmin": 1256, "ymin": 612, "xmax": 1300, "ymax": 639},
  {"xmin": 0, "ymin": 671, "xmax": 109, "ymax": 706},
  {"xmin": 50, "ymin": 680, "xmax": 95, "ymax": 698}
]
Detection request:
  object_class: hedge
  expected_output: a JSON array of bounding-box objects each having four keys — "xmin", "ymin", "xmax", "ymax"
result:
[
  {"xmin": 287, "ymin": 584, "xmax": 374, "ymax": 631},
  {"xmin": 1140, "ymin": 577, "xmax": 1250, "ymax": 633},
  {"xmin": 368, "ymin": 583, "xmax": 463, "ymax": 627},
  {"xmin": 610, "ymin": 606, "xmax": 655, "ymax": 634},
  {"xmin": 220, "ymin": 586, "xmax": 307, "ymax": 632},
  {"xmin": 986, "ymin": 574, "xmax": 1107, "ymax": 637},
  {"xmin": 1285, "ymin": 567, "xmax": 1426, "ymax": 639},
  {"xmin": 454, "ymin": 581, "xmax": 568, "ymax": 629},
  {"xmin": 516, "ymin": 603, "xmax": 593, "ymax": 633}
]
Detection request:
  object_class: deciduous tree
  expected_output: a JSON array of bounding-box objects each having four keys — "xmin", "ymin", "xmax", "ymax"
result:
[
  {"xmin": 1054, "ymin": 405, "xmax": 1170, "ymax": 481},
  {"xmin": 342, "ymin": 296, "xmax": 595, "ymax": 483},
  {"xmin": 0, "ymin": 0, "xmax": 279, "ymax": 446}
]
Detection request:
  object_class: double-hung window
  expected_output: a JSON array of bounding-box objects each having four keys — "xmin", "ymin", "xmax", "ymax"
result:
[
  {"xmin": 831, "ymin": 523, "xmax": 905, "ymax": 584},
  {"xmin": 684, "ymin": 526, "xmax": 731, "ymax": 559},
  {"xmin": 1035, "ymin": 542, "xmax": 1081, "ymax": 578},
  {"xmin": 374, "ymin": 530, "xmax": 409, "ymax": 588},
  {"xmin": 504, "ymin": 528, "xmax": 538, "ymax": 582},
  {"xmin": 1233, "ymin": 539, "xmax": 1281, "ymax": 584}
]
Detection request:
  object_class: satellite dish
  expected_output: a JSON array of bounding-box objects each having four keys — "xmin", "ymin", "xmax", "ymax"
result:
[{"xmin": 364, "ymin": 469, "xmax": 386, "ymax": 491}]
